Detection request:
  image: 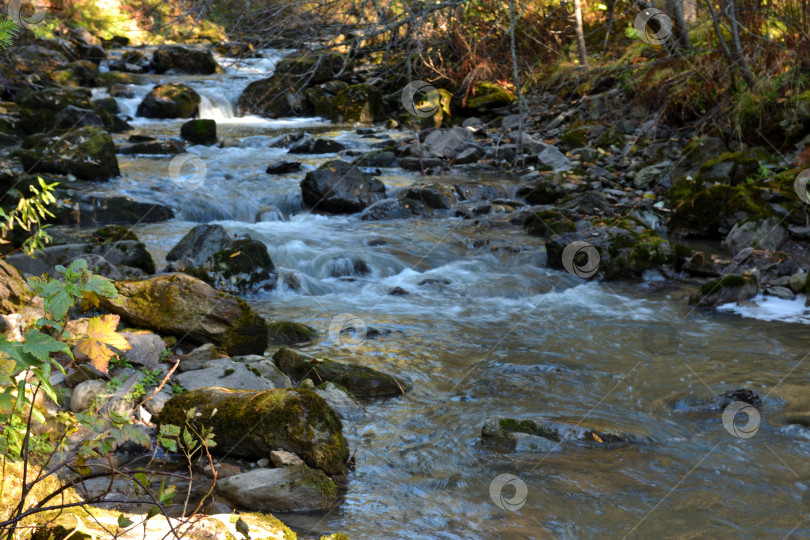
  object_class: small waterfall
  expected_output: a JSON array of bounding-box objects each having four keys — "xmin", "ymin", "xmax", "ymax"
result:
[{"xmin": 198, "ymin": 93, "xmax": 235, "ymax": 121}]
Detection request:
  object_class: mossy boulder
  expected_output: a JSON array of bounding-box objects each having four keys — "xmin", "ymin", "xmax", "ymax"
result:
[
  {"xmin": 17, "ymin": 87, "xmax": 93, "ymax": 134},
  {"xmin": 667, "ymin": 184, "xmax": 773, "ymax": 238},
  {"xmin": 52, "ymin": 59, "xmax": 99, "ymax": 87},
  {"xmin": 268, "ymin": 321, "xmax": 318, "ymax": 344},
  {"xmin": 152, "ymin": 45, "xmax": 222, "ymax": 75},
  {"xmin": 0, "ymin": 260, "xmax": 31, "ymax": 314},
  {"xmin": 237, "ymin": 75, "xmax": 310, "ymax": 118},
  {"xmin": 482, "ymin": 415, "xmax": 645, "ymax": 451},
  {"xmin": 156, "ymin": 386, "xmax": 348, "ymax": 474},
  {"xmin": 216, "ymin": 465, "xmax": 338, "ymax": 512},
  {"xmin": 180, "ymin": 119, "xmax": 217, "ymax": 145},
  {"xmin": 137, "ymin": 83, "xmax": 201, "ymax": 119},
  {"xmin": 691, "ymin": 152, "xmax": 759, "ymax": 187},
  {"xmin": 18, "ymin": 125, "xmax": 119, "ymax": 180},
  {"xmin": 273, "ymin": 347, "xmax": 408, "ymax": 398},
  {"xmin": 100, "ymin": 273, "xmax": 269, "ymax": 355},
  {"xmin": 304, "ymin": 80, "xmax": 349, "ymax": 118},
  {"xmin": 330, "ymin": 84, "xmax": 384, "ymax": 124},
  {"xmin": 186, "ymin": 237, "xmax": 277, "ymax": 295},
  {"xmin": 0, "ymin": 45, "xmax": 70, "ymax": 91},
  {"xmin": 546, "ymin": 223, "xmax": 684, "ymax": 280},
  {"xmin": 523, "ymin": 210, "xmax": 577, "ymax": 239},
  {"xmin": 671, "ymin": 137, "xmax": 727, "ymax": 183},
  {"xmin": 688, "ymin": 274, "xmax": 759, "ymax": 308},
  {"xmin": 275, "ymin": 51, "xmax": 351, "ymax": 85},
  {"xmin": 457, "ymin": 82, "xmax": 516, "ymax": 112},
  {"xmin": 93, "ymin": 225, "xmax": 139, "ymax": 243}
]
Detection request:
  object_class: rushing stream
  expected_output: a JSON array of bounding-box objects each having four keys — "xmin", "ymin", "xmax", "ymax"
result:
[{"xmin": 81, "ymin": 47, "xmax": 810, "ymax": 538}]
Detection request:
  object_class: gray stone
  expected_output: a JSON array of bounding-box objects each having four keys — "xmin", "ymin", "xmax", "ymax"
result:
[
  {"xmin": 790, "ymin": 272, "xmax": 808, "ymax": 294},
  {"xmin": 116, "ymin": 332, "xmax": 166, "ymax": 368},
  {"xmin": 174, "ymin": 360, "xmax": 277, "ymax": 391},
  {"xmin": 269, "ymin": 450, "xmax": 305, "ymax": 468},
  {"xmin": 4, "ymin": 241, "xmax": 154, "ymax": 278},
  {"xmin": 256, "ymin": 458, "xmax": 270, "ymax": 468},
  {"xmin": 766, "ymin": 286, "xmax": 796, "ymax": 300},
  {"xmin": 65, "ymin": 364, "xmax": 105, "ymax": 388},
  {"xmin": 178, "ymin": 343, "xmax": 222, "ymax": 371},
  {"xmin": 315, "ymin": 382, "xmax": 364, "ymax": 421},
  {"xmin": 144, "ymin": 391, "xmax": 173, "ymax": 416},
  {"xmin": 724, "ymin": 217, "xmax": 788, "ymax": 254},
  {"xmin": 633, "ymin": 160, "xmax": 673, "ymax": 190},
  {"xmin": 536, "ymin": 145, "xmax": 571, "ymax": 172},
  {"xmin": 513, "ymin": 432, "xmax": 562, "ymax": 453},
  {"xmin": 423, "ymin": 127, "xmax": 481, "ymax": 160},
  {"xmin": 232, "ymin": 355, "xmax": 292, "ymax": 388},
  {"xmin": 70, "ymin": 379, "xmax": 107, "ymax": 412},
  {"xmin": 166, "ymin": 224, "xmax": 232, "ymax": 264},
  {"xmin": 215, "ymin": 465, "xmax": 337, "ymax": 512}
]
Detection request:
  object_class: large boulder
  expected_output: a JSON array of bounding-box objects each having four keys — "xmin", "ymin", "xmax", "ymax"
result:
[
  {"xmin": 156, "ymin": 387, "xmax": 348, "ymax": 474},
  {"xmin": 273, "ymin": 347, "xmax": 407, "ymax": 398},
  {"xmin": 174, "ymin": 359, "xmax": 280, "ymax": 391},
  {"xmin": 180, "ymin": 119, "xmax": 217, "ymax": 145},
  {"xmin": 186, "ymin": 237, "xmax": 277, "ymax": 295},
  {"xmin": 166, "ymin": 224, "xmax": 232, "ymax": 264},
  {"xmin": 100, "ymin": 274, "xmax": 269, "ymax": 355},
  {"xmin": 216, "ymin": 465, "xmax": 337, "ymax": 513},
  {"xmin": 275, "ymin": 51, "xmax": 350, "ymax": 85},
  {"xmin": 18, "ymin": 126, "xmax": 119, "ymax": 180},
  {"xmin": 723, "ymin": 216, "xmax": 788, "ymax": 254},
  {"xmin": 137, "ymin": 84, "xmax": 201, "ymax": 119},
  {"xmin": 236, "ymin": 75, "xmax": 309, "ymax": 118},
  {"xmin": 0, "ymin": 260, "xmax": 31, "ymax": 315},
  {"xmin": 152, "ymin": 45, "xmax": 221, "ymax": 75},
  {"xmin": 0, "ymin": 45, "xmax": 70, "ymax": 91},
  {"xmin": 3, "ymin": 241, "xmax": 156, "ymax": 277},
  {"xmin": 329, "ymin": 84, "xmax": 384, "ymax": 124},
  {"xmin": 17, "ymin": 87, "xmax": 93, "ymax": 133},
  {"xmin": 301, "ymin": 160, "xmax": 386, "ymax": 213}
]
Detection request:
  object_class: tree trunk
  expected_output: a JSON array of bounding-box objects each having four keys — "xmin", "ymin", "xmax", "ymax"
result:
[
  {"xmin": 508, "ymin": 0, "xmax": 526, "ymax": 168},
  {"xmin": 683, "ymin": 0, "xmax": 698, "ymax": 22},
  {"xmin": 727, "ymin": 0, "xmax": 756, "ymax": 86},
  {"xmin": 573, "ymin": 0, "xmax": 588, "ymax": 67},
  {"xmin": 667, "ymin": 0, "xmax": 692, "ymax": 49}
]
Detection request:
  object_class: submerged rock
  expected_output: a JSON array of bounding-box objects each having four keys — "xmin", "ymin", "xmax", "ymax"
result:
[
  {"xmin": 268, "ymin": 321, "xmax": 318, "ymax": 344},
  {"xmin": 157, "ymin": 386, "xmax": 348, "ymax": 474},
  {"xmin": 216, "ymin": 465, "xmax": 337, "ymax": 513},
  {"xmin": 100, "ymin": 273, "xmax": 269, "ymax": 355},
  {"xmin": 688, "ymin": 274, "xmax": 759, "ymax": 308},
  {"xmin": 481, "ymin": 415, "xmax": 645, "ymax": 451},
  {"xmin": 272, "ymin": 347, "xmax": 407, "ymax": 398}
]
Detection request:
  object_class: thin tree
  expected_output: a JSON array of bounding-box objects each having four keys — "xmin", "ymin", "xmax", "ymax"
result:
[{"xmin": 573, "ymin": 0, "xmax": 588, "ymax": 67}]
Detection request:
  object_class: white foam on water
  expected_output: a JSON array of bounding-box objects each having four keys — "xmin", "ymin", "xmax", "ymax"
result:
[{"xmin": 717, "ymin": 294, "xmax": 810, "ymax": 324}]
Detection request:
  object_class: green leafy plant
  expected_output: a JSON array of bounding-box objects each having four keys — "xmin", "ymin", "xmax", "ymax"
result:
[
  {"xmin": 0, "ymin": 19, "xmax": 19, "ymax": 49},
  {"xmin": 0, "ymin": 178, "xmax": 58, "ymax": 256}
]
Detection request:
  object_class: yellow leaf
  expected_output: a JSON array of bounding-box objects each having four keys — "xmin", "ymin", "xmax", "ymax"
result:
[
  {"xmin": 229, "ymin": 251, "xmax": 241, "ymax": 258},
  {"xmin": 592, "ymin": 433, "xmax": 603, "ymax": 443},
  {"xmin": 74, "ymin": 315, "xmax": 130, "ymax": 374}
]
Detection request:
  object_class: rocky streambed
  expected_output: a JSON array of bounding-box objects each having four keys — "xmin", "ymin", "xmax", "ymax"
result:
[{"xmin": 2, "ymin": 32, "xmax": 810, "ymax": 539}]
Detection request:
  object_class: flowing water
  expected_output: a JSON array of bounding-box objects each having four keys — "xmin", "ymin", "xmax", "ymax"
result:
[{"xmin": 88, "ymin": 47, "xmax": 810, "ymax": 539}]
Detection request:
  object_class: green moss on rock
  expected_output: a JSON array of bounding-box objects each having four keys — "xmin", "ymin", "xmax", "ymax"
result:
[
  {"xmin": 330, "ymin": 84, "xmax": 384, "ymax": 124},
  {"xmin": 269, "ymin": 321, "xmax": 318, "ymax": 344}
]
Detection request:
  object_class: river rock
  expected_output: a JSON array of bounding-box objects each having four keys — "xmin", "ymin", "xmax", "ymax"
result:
[
  {"xmin": 17, "ymin": 87, "xmax": 92, "ymax": 133},
  {"xmin": 231, "ymin": 355, "xmax": 292, "ymax": 388},
  {"xmin": 50, "ymin": 193, "xmax": 174, "ymax": 225},
  {"xmin": 268, "ymin": 321, "xmax": 318, "ymax": 344},
  {"xmin": 152, "ymin": 45, "xmax": 221, "ymax": 74},
  {"xmin": 301, "ymin": 160, "xmax": 386, "ymax": 213},
  {"xmin": 100, "ymin": 273, "xmax": 269, "ymax": 355},
  {"xmin": 315, "ymin": 381, "xmax": 365, "ymax": 421},
  {"xmin": 688, "ymin": 274, "xmax": 759, "ymax": 308},
  {"xmin": 456, "ymin": 81, "xmax": 516, "ymax": 112},
  {"xmin": 117, "ymin": 331, "xmax": 166, "ymax": 368},
  {"xmin": 405, "ymin": 183, "xmax": 457, "ymax": 209},
  {"xmin": 237, "ymin": 75, "xmax": 309, "ymax": 118},
  {"xmin": 156, "ymin": 387, "xmax": 348, "ymax": 474},
  {"xmin": 270, "ymin": 450, "xmax": 305, "ymax": 467},
  {"xmin": 216, "ymin": 465, "xmax": 337, "ymax": 513},
  {"xmin": 144, "ymin": 390, "xmax": 173, "ymax": 416},
  {"xmin": 118, "ymin": 139, "xmax": 186, "ymax": 155},
  {"xmin": 137, "ymin": 83, "xmax": 201, "ymax": 119},
  {"xmin": 0, "ymin": 260, "xmax": 31, "ymax": 315},
  {"xmin": 273, "ymin": 347, "xmax": 407, "ymax": 398},
  {"xmin": 255, "ymin": 206, "xmax": 289, "ymax": 222},
  {"xmin": 166, "ymin": 224, "xmax": 232, "ymax": 264},
  {"xmin": 186, "ymin": 236, "xmax": 277, "ymax": 295},
  {"xmin": 676, "ymin": 388, "xmax": 762, "ymax": 413},
  {"xmin": 288, "ymin": 135, "xmax": 346, "ymax": 154},
  {"xmin": 481, "ymin": 415, "xmax": 645, "ymax": 451},
  {"xmin": 265, "ymin": 160, "xmax": 301, "ymax": 174},
  {"xmin": 18, "ymin": 126, "xmax": 119, "ymax": 180},
  {"xmin": 3, "ymin": 241, "xmax": 155, "ymax": 277},
  {"xmin": 330, "ymin": 84, "xmax": 384, "ymax": 124},
  {"xmin": 213, "ymin": 41, "xmax": 255, "ymax": 57},
  {"xmin": 422, "ymin": 127, "xmax": 481, "ymax": 160},
  {"xmin": 70, "ymin": 379, "xmax": 107, "ymax": 412},
  {"xmin": 52, "ymin": 105, "xmax": 105, "ymax": 130},
  {"xmin": 275, "ymin": 50, "xmax": 349, "ymax": 84},
  {"xmin": 0, "ymin": 45, "xmax": 70, "ymax": 92},
  {"xmin": 517, "ymin": 176, "xmax": 565, "ymax": 204},
  {"xmin": 360, "ymin": 198, "xmax": 420, "ymax": 220},
  {"xmin": 723, "ymin": 216, "xmax": 788, "ymax": 254},
  {"xmin": 536, "ymin": 145, "xmax": 571, "ymax": 172},
  {"xmin": 354, "ymin": 150, "xmax": 397, "ymax": 167},
  {"xmin": 181, "ymin": 119, "xmax": 217, "ymax": 145},
  {"xmin": 174, "ymin": 359, "xmax": 277, "ymax": 391}
]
